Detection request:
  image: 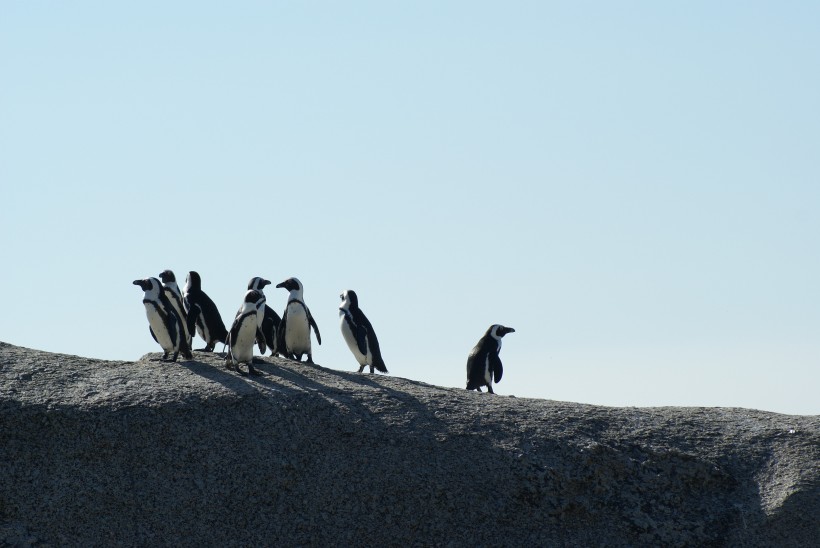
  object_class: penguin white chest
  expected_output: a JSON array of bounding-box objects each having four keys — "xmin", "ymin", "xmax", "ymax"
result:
[
  {"xmin": 484, "ymin": 355, "xmax": 493, "ymax": 386},
  {"xmin": 285, "ymin": 303, "xmax": 311, "ymax": 353},
  {"xmin": 231, "ymin": 314, "xmax": 258, "ymax": 363},
  {"xmin": 144, "ymin": 302, "xmax": 176, "ymax": 353},
  {"xmin": 339, "ymin": 313, "xmax": 369, "ymax": 365}
]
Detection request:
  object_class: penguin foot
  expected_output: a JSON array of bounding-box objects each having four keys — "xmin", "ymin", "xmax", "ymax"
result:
[
  {"xmin": 248, "ymin": 366, "xmax": 261, "ymax": 376},
  {"xmin": 196, "ymin": 347, "xmax": 212, "ymax": 352}
]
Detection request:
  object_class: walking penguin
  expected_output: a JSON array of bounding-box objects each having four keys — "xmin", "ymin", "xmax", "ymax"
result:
[{"xmin": 466, "ymin": 324, "xmax": 515, "ymax": 393}]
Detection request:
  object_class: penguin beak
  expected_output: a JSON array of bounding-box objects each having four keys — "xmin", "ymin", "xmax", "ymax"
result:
[
  {"xmin": 275, "ymin": 281, "xmax": 286, "ymax": 289},
  {"xmin": 501, "ymin": 326, "xmax": 515, "ymax": 336},
  {"xmin": 262, "ymin": 279, "xmax": 271, "ymax": 287},
  {"xmin": 133, "ymin": 279, "xmax": 147, "ymax": 290}
]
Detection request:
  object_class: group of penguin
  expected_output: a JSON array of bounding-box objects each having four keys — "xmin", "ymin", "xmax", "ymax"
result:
[{"xmin": 133, "ymin": 270, "xmax": 515, "ymax": 394}]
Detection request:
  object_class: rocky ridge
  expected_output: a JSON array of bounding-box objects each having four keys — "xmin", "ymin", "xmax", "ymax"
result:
[{"xmin": 1, "ymin": 341, "xmax": 818, "ymax": 546}]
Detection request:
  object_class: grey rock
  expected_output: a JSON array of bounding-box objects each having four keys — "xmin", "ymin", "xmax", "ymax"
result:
[{"xmin": 0, "ymin": 341, "xmax": 818, "ymax": 546}]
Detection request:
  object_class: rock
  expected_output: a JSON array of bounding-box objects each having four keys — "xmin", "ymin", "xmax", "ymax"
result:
[{"xmin": 0, "ymin": 341, "xmax": 818, "ymax": 546}]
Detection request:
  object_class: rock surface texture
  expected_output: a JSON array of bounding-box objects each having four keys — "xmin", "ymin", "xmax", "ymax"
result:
[{"xmin": 1, "ymin": 341, "xmax": 818, "ymax": 546}]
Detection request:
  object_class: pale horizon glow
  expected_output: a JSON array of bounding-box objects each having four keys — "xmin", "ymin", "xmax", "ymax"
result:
[{"xmin": 1, "ymin": 3, "xmax": 818, "ymax": 415}]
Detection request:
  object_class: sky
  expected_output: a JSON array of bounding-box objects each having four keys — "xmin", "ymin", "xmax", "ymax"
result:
[{"xmin": 1, "ymin": 2, "xmax": 818, "ymax": 415}]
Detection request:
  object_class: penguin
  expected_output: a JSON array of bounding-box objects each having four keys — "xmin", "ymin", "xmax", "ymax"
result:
[
  {"xmin": 133, "ymin": 277, "xmax": 192, "ymax": 362},
  {"xmin": 338, "ymin": 289, "xmax": 387, "ymax": 374},
  {"xmin": 226, "ymin": 289, "xmax": 265, "ymax": 375},
  {"xmin": 276, "ymin": 277, "xmax": 321, "ymax": 363},
  {"xmin": 466, "ymin": 324, "xmax": 515, "ymax": 393},
  {"xmin": 247, "ymin": 276, "xmax": 282, "ymax": 357},
  {"xmin": 182, "ymin": 271, "xmax": 228, "ymax": 352},
  {"xmin": 158, "ymin": 269, "xmax": 192, "ymax": 349}
]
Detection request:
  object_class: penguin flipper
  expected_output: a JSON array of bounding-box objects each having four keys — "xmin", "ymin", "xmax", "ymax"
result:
[
  {"xmin": 149, "ymin": 327, "xmax": 158, "ymax": 344},
  {"xmin": 307, "ymin": 309, "xmax": 322, "ymax": 345},
  {"xmin": 355, "ymin": 324, "xmax": 368, "ymax": 357},
  {"xmin": 490, "ymin": 353, "xmax": 503, "ymax": 383},
  {"xmin": 256, "ymin": 328, "xmax": 267, "ymax": 354},
  {"xmin": 228, "ymin": 320, "xmax": 238, "ymax": 343},
  {"xmin": 278, "ymin": 311, "xmax": 288, "ymax": 355},
  {"xmin": 262, "ymin": 306, "xmax": 279, "ymax": 353},
  {"xmin": 186, "ymin": 304, "xmax": 201, "ymax": 338}
]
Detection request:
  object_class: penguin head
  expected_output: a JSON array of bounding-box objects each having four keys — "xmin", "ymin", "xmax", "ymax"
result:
[
  {"xmin": 276, "ymin": 277, "xmax": 303, "ymax": 294},
  {"xmin": 248, "ymin": 277, "xmax": 271, "ymax": 291},
  {"xmin": 133, "ymin": 277, "xmax": 162, "ymax": 298},
  {"xmin": 339, "ymin": 289, "xmax": 358, "ymax": 311},
  {"xmin": 185, "ymin": 271, "xmax": 202, "ymax": 292},
  {"xmin": 244, "ymin": 289, "xmax": 264, "ymax": 304},
  {"xmin": 238, "ymin": 289, "xmax": 264, "ymax": 315},
  {"xmin": 158, "ymin": 270, "xmax": 176, "ymax": 284},
  {"xmin": 489, "ymin": 324, "xmax": 515, "ymax": 340}
]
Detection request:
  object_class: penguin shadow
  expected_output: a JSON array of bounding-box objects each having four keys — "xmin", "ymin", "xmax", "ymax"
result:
[
  {"xmin": 250, "ymin": 359, "xmax": 344, "ymax": 397},
  {"xmin": 178, "ymin": 354, "xmax": 462, "ymax": 439},
  {"xmin": 177, "ymin": 354, "xmax": 257, "ymax": 393},
  {"xmin": 260, "ymin": 361, "xmax": 456, "ymax": 432},
  {"xmin": 177, "ymin": 354, "xmax": 340, "ymax": 399},
  {"xmin": 175, "ymin": 351, "xmax": 300, "ymax": 395}
]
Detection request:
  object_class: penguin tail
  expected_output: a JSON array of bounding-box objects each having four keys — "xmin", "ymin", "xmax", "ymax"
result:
[{"xmin": 373, "ymin": 357, "xmax": 388, "ymax": 374}]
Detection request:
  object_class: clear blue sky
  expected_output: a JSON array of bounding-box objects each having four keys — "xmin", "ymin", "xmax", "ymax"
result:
[{"xmin": 2, "ymin": 2, "xmax": 818, "ymax": 414}]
